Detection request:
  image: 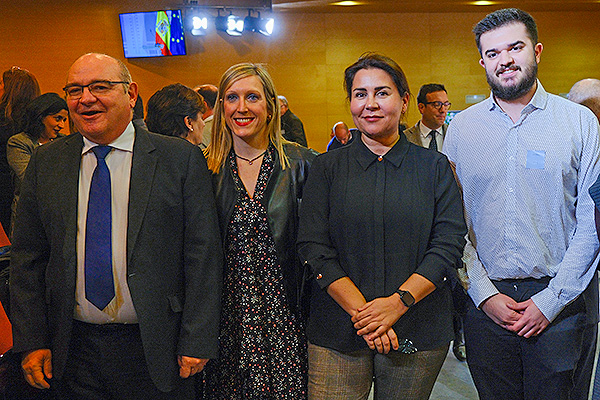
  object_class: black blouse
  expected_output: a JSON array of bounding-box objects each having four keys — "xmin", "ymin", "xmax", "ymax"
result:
[{"xmin": 297, "ymin": 132, "xmax": 467, "ymax": 352}]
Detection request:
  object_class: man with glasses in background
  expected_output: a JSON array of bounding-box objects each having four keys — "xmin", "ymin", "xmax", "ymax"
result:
[
  {"xmin": 404, "ymin": 83, "xmax": 468, "ymax": 364},
  {"xmin": 404, "ymin": 83, "xmax": 451, "ymax": 151},
  {"xmin": 10, "ymin": 53, "xmax": 223, "ymax": 399}
]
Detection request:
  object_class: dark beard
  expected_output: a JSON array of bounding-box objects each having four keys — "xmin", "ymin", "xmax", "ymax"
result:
[{"xmin": 487, "ymin": 62, "xmax": 538, "ymax": 101}]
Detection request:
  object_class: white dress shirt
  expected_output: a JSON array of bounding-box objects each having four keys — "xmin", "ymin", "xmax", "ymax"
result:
[
  {"xmin": 418, "ymin": 121, "xmax": 444, "ymax": 150},
  {"xmin": 74, "ymin": 122, "xmax": 137, "ymax": 324}
]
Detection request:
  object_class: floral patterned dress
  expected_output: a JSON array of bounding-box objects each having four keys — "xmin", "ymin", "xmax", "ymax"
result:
[{"xmin": 203, "ymin": 148, "xmax": 307, "ymax": 399}]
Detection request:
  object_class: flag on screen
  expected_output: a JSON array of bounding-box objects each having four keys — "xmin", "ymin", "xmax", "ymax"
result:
[
  {"xmin": 155, "ymin": 11, "xmax": 171, "ymax": 56},
  {"xmin": 170, "ymin": 11, "xmax": 185, "ymax": 56}
]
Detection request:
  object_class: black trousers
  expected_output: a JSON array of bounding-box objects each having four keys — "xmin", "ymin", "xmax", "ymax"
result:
[
  {"xmin": 464, "ymin": 278, "xmax": 597, "ymax": 400},
  {"xmin": 53, "ymin": 321, "xmax": 195, "ymax": 400}
]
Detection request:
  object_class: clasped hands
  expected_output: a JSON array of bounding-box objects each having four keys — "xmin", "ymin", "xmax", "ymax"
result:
[
  {"xmin": 350, "ymin": 294, "xmax": 408, "ymax": 354},
  {"xmin": 480, "ymin": 293, "xmax": 550, "ymax": 338}
]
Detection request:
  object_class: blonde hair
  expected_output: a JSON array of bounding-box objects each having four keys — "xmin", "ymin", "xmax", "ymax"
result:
[{"xmin": 205, "ymin": 63, "xmax": 289, "ymax": 174}]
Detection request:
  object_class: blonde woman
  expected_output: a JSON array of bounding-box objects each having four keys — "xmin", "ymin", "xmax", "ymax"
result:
[{"xmin": 203, "ymin": 63, "xmax": 317, "ymax": 399}]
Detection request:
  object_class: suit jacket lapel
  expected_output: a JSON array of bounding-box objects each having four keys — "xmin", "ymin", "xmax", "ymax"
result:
[
  {"xmin": 127, "ymin": 128, "xmax": 157, "ymax": 267},
  {"xmin": 404, "ymin": 123, "xmax": 421, "ymax": 146},
  {"xmin": 59, "ymin": 134, "xmax": 83, "ymax": 269}
]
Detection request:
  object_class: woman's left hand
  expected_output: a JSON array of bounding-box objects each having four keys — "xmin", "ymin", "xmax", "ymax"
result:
[{"xmin": 352, "ymin": 295, "xmax": 406, "ymax": 338}]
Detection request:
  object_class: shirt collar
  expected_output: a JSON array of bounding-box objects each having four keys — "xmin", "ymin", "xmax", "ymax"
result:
[
  {"xmin": 488, "ymin": 79, "xmax": 548, "ymax": 114},
  {"xmin": 351, "ymin": 130, "xmax": 409, "ymax": 170},
  {"xmin": 82, "ymin": 122, "xmax": 135, "ymax": 155},
  {"xmin": 418, "ymin": 120, "xmax": 440, "ymax": 139}
]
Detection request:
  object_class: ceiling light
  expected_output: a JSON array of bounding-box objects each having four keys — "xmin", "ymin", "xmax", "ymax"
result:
[
  {"xmin": 244, "ymin": 12, "xmax": 274, "ymax": 36},
  {"xmin": 216, "ymin": 14, "xmax": 244, "ymax": 36},
  {"xmin": 472, "ymin": 1, "xmax": 495, "ymax": 5},
  {"xmin": 331, "ymin": 1, "xmax": 362, "ymax": 6},
  {"xmin": 191, "ymin": 16, "xmax": 208, "ymax": 36}
]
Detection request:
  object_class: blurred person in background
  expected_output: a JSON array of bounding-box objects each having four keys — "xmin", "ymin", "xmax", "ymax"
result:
[
  {"xmin": 146, "ymin": 83, "xmax": 206, "ymax": 146},
  {"xmin": 7, "ymin": 93, "xmax": 68, "ymax": 236},
  {"xmin": 0, "ymin": 66, "xmax": 40, "ymax": 233}
]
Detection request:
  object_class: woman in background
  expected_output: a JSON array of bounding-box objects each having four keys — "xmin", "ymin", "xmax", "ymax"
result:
[
  {"xmin": 0, "ymin": 66, "xmax": 40, "ymax": 232},
  {"xmin": 7, "ymin": 93, "xmax": 67, "ymax": 236},
  {"xmin": 146, "ymin": 83, "xmax": 206, "ymax": 145},
  {"xmin": 297, "ymin": 53, "xmax": 467, "ymax": 400},
  {"xmin": 203, "ymin": 63, "xmax": 316, "ymax": 399}
]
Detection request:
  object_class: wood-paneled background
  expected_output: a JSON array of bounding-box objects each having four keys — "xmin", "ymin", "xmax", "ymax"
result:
[{"xmin": 2, "ymin": 1, "xmax": 599, "ymax": 152}]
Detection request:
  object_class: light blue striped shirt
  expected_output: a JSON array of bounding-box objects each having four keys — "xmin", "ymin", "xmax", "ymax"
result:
[{"xmin": 443, "ymin": 82, "xmax": 600, "ymax": 321}]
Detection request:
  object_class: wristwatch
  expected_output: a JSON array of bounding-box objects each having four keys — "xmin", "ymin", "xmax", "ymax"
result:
[{"xmin": 396, "ymin": 289, "xmax": 415, "ymax": 308}]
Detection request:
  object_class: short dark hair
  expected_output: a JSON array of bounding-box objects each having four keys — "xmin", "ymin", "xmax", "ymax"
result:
[
  {"xmin": 473, "ymin": 8, "xmax": 538, "ymax": 54},
  {"xmin": 146, "ymin": 83, "xmax": 206, "ymax": 139},
  {"xmin": 344, "ymin": 53, "xmax": 410, "ymax": 100},
  {"xmin": 133, "ymin": 94, "xmax": 144, "ymax": 121},
  {"xmin": 195, "ymin": 84, "xmax": 218, "ymax": 109},
  {"xmin": 417, "ymin": 83, "xmax": 446, "ymax": 104},
  {"xmin": 24, "ymin": 93, "xmax": 67, "ymax": 141}
]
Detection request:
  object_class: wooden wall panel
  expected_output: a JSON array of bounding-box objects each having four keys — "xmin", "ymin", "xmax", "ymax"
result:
[{"xmin": 1, "ymin": 2, "xmax": 599, "ymax": 152}]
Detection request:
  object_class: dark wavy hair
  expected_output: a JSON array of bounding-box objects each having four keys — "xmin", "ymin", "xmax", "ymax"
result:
[
  {"xmin": 0, "ymin": 67, "xmax": 41, "ymax": 138},
  {"xmin": 24, "ymin": 93, "xmax": 68, "ymax": 141},
  {"xmin": 146, "ymin": 83, "xmax": 206, "ymax": 138}
]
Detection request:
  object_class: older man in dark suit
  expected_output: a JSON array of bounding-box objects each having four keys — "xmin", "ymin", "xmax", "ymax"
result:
[{"xmin": 9, "ymin": 53, "xmax": 223, "ymax": 399}]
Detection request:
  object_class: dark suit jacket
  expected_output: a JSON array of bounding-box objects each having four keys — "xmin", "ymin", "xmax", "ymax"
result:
[
  {"xmin": 281, "ymin": 109, "xmax": 308, "ymax": 147},
  {"xmin": 326, "ymin": 129, "xmax": 357, "ymax": 152},
  {"xmin": 9, "ymin": 126, "xmax": 223, "ymax": 392}
]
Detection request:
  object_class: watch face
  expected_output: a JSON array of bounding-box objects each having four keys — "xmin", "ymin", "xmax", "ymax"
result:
[{"xmin": 399, "ymin": 290, "xmax": 415, "ymax": 307}]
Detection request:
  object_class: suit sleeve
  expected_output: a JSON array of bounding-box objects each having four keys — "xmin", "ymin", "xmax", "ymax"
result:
[
  {"xmin": 9, "ymin": 150, "xmax": 51, "ymax": 353},
  {"xmin": 177, "ymin": 146, "xmax": 223, "ymax": 358}
]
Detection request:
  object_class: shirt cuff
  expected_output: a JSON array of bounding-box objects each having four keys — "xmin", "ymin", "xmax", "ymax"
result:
[
  {"xmin": 467, "ymin": 276, "xmax": 499, "ymax": 308},
  {"xmin": 530, "ymin": 288, "xmax": 563, "ymax": 322},
  {"xmin": 305, "ymin": 259, "xmax": 348, "ymax": 290}
]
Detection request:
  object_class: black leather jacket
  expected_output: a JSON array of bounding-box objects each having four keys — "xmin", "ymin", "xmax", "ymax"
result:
[{"xmin": 212, "ymin": 143, "xmax": 318, "ymax": 319}]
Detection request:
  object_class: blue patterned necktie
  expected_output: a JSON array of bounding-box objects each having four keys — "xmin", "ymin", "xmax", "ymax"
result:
[
  {"xmin": 85, "ymin": 145, "xmax": 114, "ymax": 310},
  {"xmin": 428, "ymin": 130, "xmax": 438, "ymax": 151}
]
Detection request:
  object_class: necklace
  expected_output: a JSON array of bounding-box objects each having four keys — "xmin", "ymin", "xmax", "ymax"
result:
[{"xmin": 236, "ymin": 150, "xmax": 267, "ymax": 165}]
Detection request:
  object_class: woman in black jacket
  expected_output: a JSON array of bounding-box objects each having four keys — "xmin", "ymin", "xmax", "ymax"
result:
[
  {"xmin": 297, "ymin": 53, "xmax": 467, "ymax": 400},
  {"xmin": 203, "ymin": 63, "xmax": 316, "ymax": 400}
]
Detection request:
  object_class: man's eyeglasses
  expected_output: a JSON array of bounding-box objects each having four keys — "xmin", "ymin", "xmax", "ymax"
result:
[
  {"xmin": 63, "ymin": 80, "xmax": 129, "ymax": 99},
  {"xmin": 424, "ymin": 101, "xmax": 452, "ymax": 110}
]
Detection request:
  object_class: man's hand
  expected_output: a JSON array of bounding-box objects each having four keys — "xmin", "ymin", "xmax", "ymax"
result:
[
  {"xmin": 506, "ymin": 299, "xmax": 550, "ymax": 337},
  {"xmin": 178, "ymin": 355, "xmax": 208, "ymax": 378},
  {"xmin": 352, "ymin": 295, "xmax": 405, "ymax": 339},
  {"xmin": 21, "ymin": 349, "xmax": 52, "ymax": 389},
  {"xmin": 480, "ymin": 293, "xmax": 522, "ymax": 329}
]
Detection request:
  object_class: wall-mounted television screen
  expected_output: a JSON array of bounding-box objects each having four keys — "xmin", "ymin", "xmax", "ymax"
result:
[{"xmin": 120, "ymin": 10, "xmax": 186, "ymax": 58}]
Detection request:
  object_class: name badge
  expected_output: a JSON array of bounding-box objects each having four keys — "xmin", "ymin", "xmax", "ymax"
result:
[{"xmin": 526, "ymin": 150, "xmax": 545, "ymax": 169}]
